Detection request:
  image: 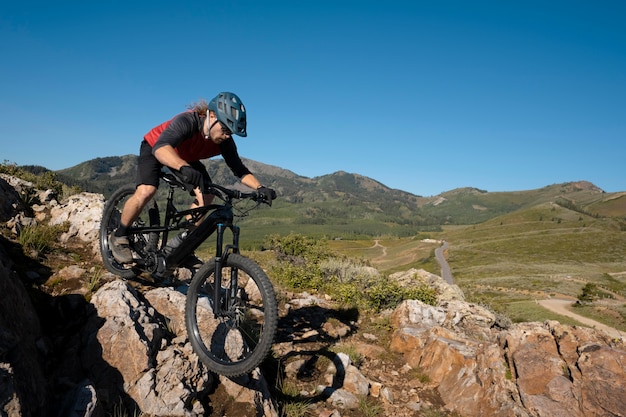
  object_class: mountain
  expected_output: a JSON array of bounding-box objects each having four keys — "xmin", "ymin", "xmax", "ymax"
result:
[
  {"xmin": 419, "ymin": 181, "xmax": 620, "ymax": 224},
  {"xmin": 51, "ymin": 155, "xmax": 138, "ymax": 195},
  {"xmin": 19, "ymin": 156, "xmax": 626, "ymax": 238}
]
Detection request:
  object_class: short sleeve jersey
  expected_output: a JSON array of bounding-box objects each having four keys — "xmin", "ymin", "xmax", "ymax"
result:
[{"xmin": 143, "ymin": 111, "xmax": 251, "ymax": 178}]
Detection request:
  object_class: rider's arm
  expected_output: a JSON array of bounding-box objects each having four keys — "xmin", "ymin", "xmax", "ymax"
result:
[
  {"xmin": 240, "ymin": 173, "xmax": 262, "ymax": 190},
  {"xmin": 153, "ymin": 145, "xmax": 188, "ymax": 171},
  {"xmin": 152, "ymin": 113, "xmax": 197, "ymax": 170},
  {"xmin": 220, "ymin": 140, "xmax": 262, "ymax": 189}
]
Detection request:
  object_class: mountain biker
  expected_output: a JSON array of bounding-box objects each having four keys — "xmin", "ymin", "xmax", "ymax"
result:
[{"xmin": 109, "ymin": 91, "xmax": 276, "ymax": 265}]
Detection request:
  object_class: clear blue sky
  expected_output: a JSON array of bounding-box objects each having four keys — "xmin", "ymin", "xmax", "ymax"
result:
[{"xmin": 1, "ymin": 1, "xmax": 624, "ymax": 196}]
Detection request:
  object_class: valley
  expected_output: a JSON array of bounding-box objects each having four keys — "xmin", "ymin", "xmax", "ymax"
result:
[{"xmin": 9, "ymin": 159, "xmax": 626, "ymax": 336}]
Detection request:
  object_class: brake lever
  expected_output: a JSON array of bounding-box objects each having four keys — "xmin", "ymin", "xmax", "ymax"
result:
[{"xmin": 257, "ymin": 193, "xmax": 273, "ymax": 207}]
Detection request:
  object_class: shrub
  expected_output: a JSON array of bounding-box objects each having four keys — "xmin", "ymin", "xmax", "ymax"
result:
[
  {"xmin": 270, "ymin": 261, "xmax": 325, "ymax": 290},
  {"xmin": 0, "ymin": 160, "xmax": 78, "ymax": 200},
  {"xmin": 265, "ymin": 233, "xmax": 331, "ymax": 262},
  {"xmin": 265, "ymin": 233, "xmax": 329, "ymax": 290},
  {"xmin": 578, "ymin": 282, "xmax": 600, "ymax": 303},
  {"xmin": 266, "ymin": 233, "xmax": 438, "ymax": 312},
  {"xmin": 19, "ymin": 222, "xmax": 68, "ymax": 255},
  {"xmin": 320, "ymin": 257, "xmax": 378, "ymax": 283},
  {"xmin": 365, "ymin": 278, "xmax": 437, "ymax": 312}
]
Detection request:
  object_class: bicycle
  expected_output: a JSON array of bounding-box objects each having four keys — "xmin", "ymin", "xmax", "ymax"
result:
[{"xmin": 99, "ymin": 170, "xmax": 278, "ymax": 377}]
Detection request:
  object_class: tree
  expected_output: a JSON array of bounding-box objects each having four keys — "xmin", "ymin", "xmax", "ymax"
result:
[{"xmin": 578, "ymin": 282, "xmax": 599, "ymax": 303}]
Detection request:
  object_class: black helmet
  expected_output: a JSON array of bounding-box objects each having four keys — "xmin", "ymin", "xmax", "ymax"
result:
[{"xmin": 208, "ymin": 92, "xmax": 247, "ymax": 137}]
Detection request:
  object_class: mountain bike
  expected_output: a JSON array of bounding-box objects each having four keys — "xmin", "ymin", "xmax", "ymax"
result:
[{"xmin": 99, "ymin": 170, "xmax": 278, "ymax": 377}]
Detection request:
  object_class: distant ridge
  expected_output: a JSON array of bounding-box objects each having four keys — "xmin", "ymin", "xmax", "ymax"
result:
[{"xmin": 15, "ymin": 157, "xmax": 625, "ymax": 237}]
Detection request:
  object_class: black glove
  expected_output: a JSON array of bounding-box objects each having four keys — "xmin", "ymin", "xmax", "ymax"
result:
[
  {"xmin": 257, "ymin": 186, "xmax": 277, "ymax": 205},
  {"xmin": 179, "ymin": 166, "xmax": 203, "ymax": 187}
]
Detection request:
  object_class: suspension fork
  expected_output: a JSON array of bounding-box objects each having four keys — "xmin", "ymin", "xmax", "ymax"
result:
[{"xmin": 213, "ymin": 223, "xmax": 241, "ymax": 317}]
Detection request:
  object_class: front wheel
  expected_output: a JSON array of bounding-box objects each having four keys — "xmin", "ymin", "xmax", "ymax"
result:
[{"xmin": 185, "ymin": 254, "xmax": 278, "ymax": 377}]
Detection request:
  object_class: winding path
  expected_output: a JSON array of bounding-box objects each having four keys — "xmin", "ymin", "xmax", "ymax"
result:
[
  {"xmin": 434, "ymin": 241, "xmax": 453, "ymax": 284},
  {"xmin": 538, "ymin": 298, "xmax": 625, "ymax": 340},
  {"xmin": 433, "ymin": 241, "xmax": 624, "ymax": 340},
  {"xmin": 372, "ymin": 240, "xmax": 387, "ymax": 258}
]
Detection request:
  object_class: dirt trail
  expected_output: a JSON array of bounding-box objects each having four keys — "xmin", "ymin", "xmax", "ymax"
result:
[
  {"xmin": 538, "ymin": 298, "xmax": 625, "ymax": 340},
  {"xmin": 371, "ymin": 240, "xmax": 387, "ymax": 258},
  {"xmin": 369, "ymin": 239, "xmax": 623, "ymax": 341}
]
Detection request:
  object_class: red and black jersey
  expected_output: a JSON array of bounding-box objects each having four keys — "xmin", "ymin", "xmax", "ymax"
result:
[{"xmin": 144, "ymin": 111, "xmax": 251, "ymax": 179}]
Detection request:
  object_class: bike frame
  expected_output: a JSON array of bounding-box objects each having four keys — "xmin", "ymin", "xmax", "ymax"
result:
[{"xmin": 127, "ymin": 173, "xmax": 245, "ymax": 317}]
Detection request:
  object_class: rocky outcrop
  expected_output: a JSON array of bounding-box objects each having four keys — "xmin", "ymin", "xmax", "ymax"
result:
[
  {"xmin": 390, "ymin": 299, "xmax": 626, "ymax": 417},
  {"xmin": 504, "ymin": 322, "xmax": 626, "ymax": 417},
  {"xmin": 0, "ymin": 175, "xmax": 27, "ymax": 222},
  {"xmin": 0, "ymin": 174, "xmax": 103, "ymax": 252},
  {"xmin": 0, "ymin": 242, "xmax": 47, "ymax": 417},
  {"xmin": 1, "ymin": 174, "xmax": 626, "ymax": 417},
  {"xmin": 82, "ymin": 280, "xmax": 277, "ymax": 416},
  {"xmin": 48, "ymin": 192, "xmax": 104, "ymax": 248}
]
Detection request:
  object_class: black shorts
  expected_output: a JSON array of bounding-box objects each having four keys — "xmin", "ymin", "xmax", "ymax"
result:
[{"xmin": 136, "ymin": 140, "xmax": 212, "ymax": 190}]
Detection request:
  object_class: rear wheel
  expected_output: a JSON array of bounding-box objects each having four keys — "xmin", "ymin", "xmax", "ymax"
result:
[
  {"xmin": 99, "ymin": 185, "xmax": 160, "ymax": 279},
  {"xmin": 185, "ymin": 254, "xmax": 278, "ymax": 377}
]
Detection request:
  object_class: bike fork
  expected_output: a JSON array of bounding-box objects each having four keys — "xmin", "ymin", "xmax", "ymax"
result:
[{"xmin": 213, "ymin": 223, "xmax": 241, "ymax": 317}]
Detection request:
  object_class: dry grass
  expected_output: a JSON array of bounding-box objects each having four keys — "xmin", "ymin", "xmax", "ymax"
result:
[
  {"xmin": 328, "ymin": 203, "xmax": 626, "ymax": 329},
  {"xmin": 328, "ymin": 237, "xmax": 440, "ymax": 274}
]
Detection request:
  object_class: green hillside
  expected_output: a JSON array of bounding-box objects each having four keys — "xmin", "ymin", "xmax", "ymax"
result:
[
  {"xmin": 328, "ymin": 201, "xmax": 626, "ymax": 330},
  {"xmin": 54, "ymin": 155, "xmax": 138, "ymax": 196},
  {"xmin": 11, "ymin": 157, "xmax": 624, "ymax": 243},
  {"xmin": 49, "ymin": 157, "xmax": 626, "ymax": 240},
  {"xmin": 436, "ymin": 203, "xmax": 626, "ymax": 328},
  {"xmin": 9, "ymin": 158, "xmax": 626, "ymax": 330}
]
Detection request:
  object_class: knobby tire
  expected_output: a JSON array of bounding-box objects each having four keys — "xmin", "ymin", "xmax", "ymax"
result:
[
  {"xmin": 100, "ymin": 184, "xmax": 159, "ymax": 280},
  {"xmin": 185, "ymin": 254, "xmax": 278, "ymax": 377}
]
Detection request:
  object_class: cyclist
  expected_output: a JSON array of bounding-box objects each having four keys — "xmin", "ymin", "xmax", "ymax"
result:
[{"xmin": 109, "ymin": 91, "xmax": 276, "ymax": 265}]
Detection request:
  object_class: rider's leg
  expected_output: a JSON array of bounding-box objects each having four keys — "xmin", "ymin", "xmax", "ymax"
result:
[
  {"xmin": 119, "ymin": 184, "xmax": 157, "ymax": 230},
  {"xmin": 116, "ymin": 141, "xmax": 161, "ymax": 237},
  {"xmin": 179, "ymin": 189, "xmax": 215, "ymax": 269},
  {"xmin": 109, "ymin": 184, "xmax": 157, "ymax": 263},
  {"xmin": 189, "ymin": 189, "xmax": 215, "ymax": 213},
  {"xmin": 110, "ymin": 141, "xmax": 161, "ymax": 263}
]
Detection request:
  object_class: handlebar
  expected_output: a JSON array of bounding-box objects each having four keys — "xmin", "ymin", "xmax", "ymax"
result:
[
  {"xmin": 161, "ymin": 171, "xmax": 270, "ymax": 205},
  {"xmin": 206, "ymin": 183, "xmax": 258, "ymax": 201}
]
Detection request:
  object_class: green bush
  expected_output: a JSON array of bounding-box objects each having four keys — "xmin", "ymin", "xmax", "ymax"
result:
[
  {"xmin": 365, "ymin": 278, "xmax": 437, "ymax": 312},
  {"xmin": 0, "ymin": 160, "xmax": 79, "ymax": 200},
  {"xmin": 19, "ymin": 222, "xmax": 68, "ymax": 255},
  {"xmin": 266, "ymin": 233, "xmax": 438, "ymax": 312},
  {"xmin": 265, "ymin": 233, "xmax": 329, "ymax": 290},
  {"xmin": 265, "ymin": 232, "xmax": 331, "ymax": 261},
  {"xmin": 270, "ymin": 261, "xmax": 325, "ymax": 290}
]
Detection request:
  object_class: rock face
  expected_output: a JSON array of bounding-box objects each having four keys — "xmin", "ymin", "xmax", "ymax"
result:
[
  {"xmin": 0, "ymin": 175, "xmax": 27, "ymax": 222},
  {"xmin": 1, "ymin": 174, "xmax": 626, "ymax": 417},
  {"xmin": 0, "ymin": 243, "xmax": 47, "ymax": 417},
  {"xmin": 504, "ymin": 322, "xmax": 626, "ymax": 417},
  {"xmin": 81, "ymin": 280, "xmax": 278, "ymax": 416},
  {"xmin": 390, "ymin": 299, "xmax": 626, "ymax": 417},
  {"xmin": 49, "ymin": 192, "xmax": 104, "ymax": 246}
]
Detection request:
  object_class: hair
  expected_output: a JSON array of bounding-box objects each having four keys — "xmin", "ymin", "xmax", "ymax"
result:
[{"xmin": 186, "ymin": 99, "xmax": 209, "ymax": 114}]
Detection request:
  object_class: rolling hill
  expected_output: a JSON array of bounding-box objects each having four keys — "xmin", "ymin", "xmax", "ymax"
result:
[
  {"xmin": 16, "ymin": 156, "xmax": 626, "ymax": 240},
  {"xmin": 11, "ymin": 157, "xmax": 626, "ymax": 329}
]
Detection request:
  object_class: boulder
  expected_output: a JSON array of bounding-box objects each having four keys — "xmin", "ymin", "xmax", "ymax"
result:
[
  {"xmin": 0, "ymin": 175, "xmax": 27, "ymax": 222},
  {"xmin": 49, "ymin": 192, "xmax": 104, "ymax": 256},
  {"xmin": 391, "ymin": 299, "xmax": 626, "ymax": 417},
  {"xmin": 0, "ymin": 239, "xmax": 47, "ymax": 417}
]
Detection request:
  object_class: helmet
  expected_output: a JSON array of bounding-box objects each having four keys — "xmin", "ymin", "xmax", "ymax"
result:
[{"xmin": 208, "ymin": 92, "xmax": 247, "ymax": 137}]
